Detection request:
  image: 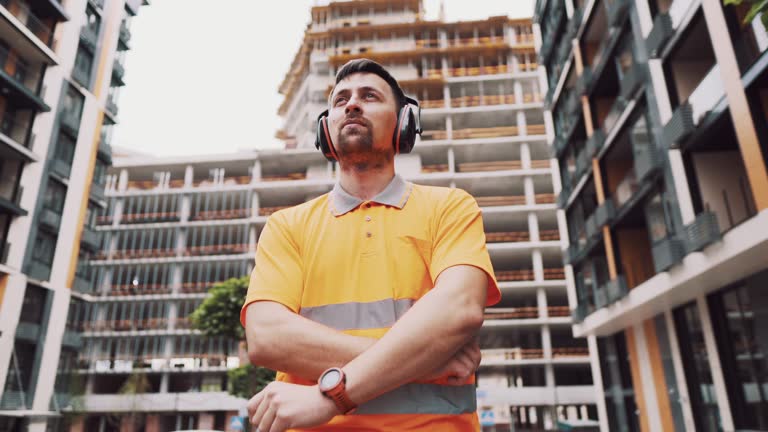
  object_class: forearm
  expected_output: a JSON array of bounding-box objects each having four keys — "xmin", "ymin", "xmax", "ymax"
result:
[
  {"xmin": 343, "ymin": 266, "xmax": 487, "ymax": 404},
  {"xmin": 245, "ymin": 302, "xmax": 375, "ymax": 381}
]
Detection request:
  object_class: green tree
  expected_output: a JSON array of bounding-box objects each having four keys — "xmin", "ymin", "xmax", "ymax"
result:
[
  {"xmin": 725, "ymin": 0, "xmax": 768, "ymax": 27},
  {"xmin": 190, "ymin": 276, "xmax": 249, "ymax": 340},
  {"xmin": 190, "ymin": 275, "xmax": 276, "ymax": 397}
]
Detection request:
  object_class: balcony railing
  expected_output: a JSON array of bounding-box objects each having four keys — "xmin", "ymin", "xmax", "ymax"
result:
[
  {"xmin": 457, "ymin": 159, "xmax": 550, "ymax": 173},
  {"xmin": 79, "ymin": 25, "xmax": 98, "ymax": 52},
  {"xmin": 446, "ymin": 36, "xmax": 506, "ymax": 48},
  {"xmin": 614, "ymin": 169, "xmax": 639, "ymax": 208},
  {"xmin": 105, "ymin": 96, "xmax": 118, "ymax": 116},
  {"xmin": 121, "ymin": 211, "xmax": 180, "ymax": 224},
  {"xmin": 484, "ymin": 307, "xmax": 539, "ymax": 320},
  {"xmin": 495, "ymin": 268, "xmax": 565, "ymax": 282},
  {"xmin": 193, "ymin": 176, "xmax": 251, "ymax": 187},
  {"xmin": 552, "ymin": 347, "xmax": 590, "ymax": 358},
  {"xmin": 486, "ymin": 231, "xmax": 531, "ymax": 243},
  {"xmin": 646, "ymin": 13, "xmax": 674, "ymax": 58},
  {"xmin": 184, "ymin": 243, "xmax": 254, "ymax": 256},
  {"xmin": 0, "ymin": 0, "xmax": 54, "ymax": 46},
  {"xmin": 421, "ymin": 164, "xmax": 449, "ymax": 173},
  {"xmin": 652, "ymin": 235, "xmax": 686, "ymax": 273},
  {"xmin": 261, "ymin": 172, "xmax": 304, "ymax": 182},
  {"xmin": 447, "ymin": 64, "xmax": 511, "ymax": 77},
  {"xmin": 109, "ymin": 248, "xmax": 177, "ymax": 260},
  {"xmin": 0, "ymin": 44, "xmax": 43, "ymax": 97},
  {"xmin": 475, "ymin": 195, "xmax": 526, "ymax": 207},
  {"xmin": 190, "ymin": 208, "xmax": 252, "ymax": 221},
  {"xmin": 684, "ymin": 211, "xmax": 720, "ymax": 252},
  {"xmin": 0, "ymin": 112, "xmax": 31, "ymax": 146},
  {"xmin": 126, "ymin": 179, "xmax": 185, "ymax": 190},
  {"xmin": 118, "ymin": 21, "xmax": 131, "ymax": 47},
  {"xmin": 84, "ymin": 318, "xmax": 168, "ymax": 332},
  {"xmin": 482, "ymin": 348, "xmax": 545, "ymax": 362},
  {"xmin": 108, "ymin": 284, "xmax": 172, "ymax": 296},
  {"xmin": 180, "ymin": 281, "xmax": 220, "ymax": 293}
]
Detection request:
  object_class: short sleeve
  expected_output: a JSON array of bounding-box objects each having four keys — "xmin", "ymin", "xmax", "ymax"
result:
[
  {"xmin": 430, "ymin": 189, "xmax": 500, "ymax": 306},
  {"xmin": 240, "ymin": 212, "xmax": 304, "ymax": 326}
]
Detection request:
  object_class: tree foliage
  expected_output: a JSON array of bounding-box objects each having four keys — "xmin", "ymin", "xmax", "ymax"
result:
[
  {"xmin": 228, "ymin": 364, "xmax": 276, "ymax": 399},
  {"xmin": 725, "ymin": 0, "xmax": 768, "ymax": 28},
  {"xmin": 190, "ymin": 276, "xmax": 249, "ymax": 340}
]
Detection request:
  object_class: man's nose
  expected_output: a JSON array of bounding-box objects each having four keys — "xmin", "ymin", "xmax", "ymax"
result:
[{"xmin": 344, "ymin": 95, "xmax": 362, "ymax": 115}]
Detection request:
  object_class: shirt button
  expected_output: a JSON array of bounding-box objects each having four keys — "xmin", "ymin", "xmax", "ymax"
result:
[
  {"xmin": 366, "ymin": 232, "xmax": 372, "ymax": 238},
  {"xmin": 365, "ymin": 216, "xmax": 372, "ymax": 222}
]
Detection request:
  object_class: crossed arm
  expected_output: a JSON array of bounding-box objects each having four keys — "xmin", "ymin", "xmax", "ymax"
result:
[{"xmin": 244, "ymin": 264, "xmax": 488, "ymax": 431}]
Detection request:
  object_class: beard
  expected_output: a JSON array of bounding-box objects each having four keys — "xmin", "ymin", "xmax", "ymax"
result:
[{"xmin": 336, "ymin": 124, "xmax": 392, "ymax": 170}]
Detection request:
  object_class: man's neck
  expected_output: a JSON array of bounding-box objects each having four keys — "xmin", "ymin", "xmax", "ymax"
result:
[{"xmin": 338, "ymin": 163, "xmax": 396, "ymax": 201}]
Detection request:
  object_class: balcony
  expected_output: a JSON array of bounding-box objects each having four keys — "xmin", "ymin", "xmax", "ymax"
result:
[
  {"xmin": 606, "ymin": 0, "xmax": 631, "ymax": 27},
  {"xmin": 651, "ymin": 235, "xmax": 686, "ymax": 272},
  {"xmin": 111, "ymin": 59, "xmax": 125, "ymax": 86},
  {"xmin": 50, "ymin": 158, "xmax": 72, "ymax": 178},
  {"xmin": 184, "ymin": 243, "xmax": 253, "ymax": 256},
  {"xmin": 0, "ymin": 112, "xmax": 31, "ymax": 147},
  {"xmin": 605, "ymin": 275, "xmax": 629, "ymax": 303},
  {"xmin": 97, "ymin": 135, "xmax": 111, "ymax": 162},
  {"xmin": 684, "ymin": 211, "xmax": 720, "ymax": 252},
  {"xmin": 105, "ymin": 96, "xmax": 118, "ymax": 116},
  {"xmin": 594, "ymin": 198, "xmax": 616, "ymax": 226},
  {"xmin": 585, "ymin": 129, "xmax": 605, "ymax": 157},
  {"xmin": 121, "ymin": 211, "xmax": 180, "ymax": 224},
  {"xmin": 73, "ymin": 274, "xmax": 91, "ymax": 293},
  {"xmin": 62, "ymin": 330, "xmax": 82, "ymax": 348},
  {"xmin": 118, "ymin": 21, "xmax": 131, "ymax": 50},
  {"xmin": 664, "ymin": 65, "xmax": 724, "ymax": 149},
  {"xmin": 0, "ymin": 0, "xmax": 55, "ymax": 47},
  {"xmin": 72, "ymin": 56, "xmax": 91, "ymax": 87},
  {"xmin": 80, "ymin": 227, "xmax": 101, "ymax": 250},
  {"xmin": 39, "ymin": 207, "xmax": 61, "ymax": 231},
  {"xmin": 190, "ymin": 208, "xmax": 251, "ymax": 221},
  {"xmin": 634, "ymin": 146, "xmax": 663, "ymax": 182},
  {"xmin": 261, "ymin": 172, "xmax": 304, "ymax": 182},
  {"xmin": 85, "ymin": 318, "xmax": 168, "ymax": 332},
  {"xmin": 79, "ymin": 25, "xmax": 98, "ymax": 52},
  {"xmin": 108, "ymin": 283, "xmax": 172, "ymax": 296},
  {"xmin": 646, "ymin": 13, "xmax": 673, "ymax": 58},
  {"xmin": 193, "ymin": 175, "xmax": 251, "ymax": 187},
  {"xmin": 619, "ymin": 63, "xmax": 647, "ymax": 100},
  {"xmin": 0, "ymin": 45, "xmax": 48, "ymax": 111},
  {"xmin": 447, "ymin": 64, "xmax": 511, "ymax": 78},
  {"xmin": 28, "ymin": 258, "xmax": 51, "ymax": 280},
  {"xmin": 575, "ymin": 66, "xmax": 593, "ymax": 96},
  {"xmin": 110, "ymin": 248, "xmax": 176, "ymax": 260},
  {"xmin": 90, "ymin": 181, "xmax": 105, "ymax": 200}
]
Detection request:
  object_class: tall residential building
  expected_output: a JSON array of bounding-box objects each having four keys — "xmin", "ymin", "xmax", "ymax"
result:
[
  {"xmin": 534, "ymin": 0, "xmax": 768, "ymax": 430},
  {"xmin": 276, "ymin": 0, "xmax": 600, "ymax": 430},
  {"xmin": 0, "ymin": 0, "xmax": 147, "ymax": 430}
]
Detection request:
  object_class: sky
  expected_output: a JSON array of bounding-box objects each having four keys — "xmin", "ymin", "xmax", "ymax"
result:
[{"xmin": 113, "ymin": 0, "xmax": 535, "ymax": 157}]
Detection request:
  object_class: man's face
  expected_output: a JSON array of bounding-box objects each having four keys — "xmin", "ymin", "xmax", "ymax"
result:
[{"xmin": 328, "ymin": 73, "xmax": 399, "ymax": 163}]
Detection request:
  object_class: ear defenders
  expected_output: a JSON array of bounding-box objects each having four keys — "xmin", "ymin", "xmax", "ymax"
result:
[{"xmin": 315, "ymin": 96, "xmax": 422, "ymax": 162}]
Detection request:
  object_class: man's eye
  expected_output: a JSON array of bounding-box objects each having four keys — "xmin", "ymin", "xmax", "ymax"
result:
[
  {"xmin": 365, "ymin": 92, "xmax": 376, "ymax": 99},
  {"xmin": 334, "ymin": 97, "xmax": 347, "ymax": 106}
]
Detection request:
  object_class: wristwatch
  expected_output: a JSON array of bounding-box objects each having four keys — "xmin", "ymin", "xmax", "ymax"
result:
[{"xmin": 318, "ymin": 367, "xmax": 357, "ymax": 414}]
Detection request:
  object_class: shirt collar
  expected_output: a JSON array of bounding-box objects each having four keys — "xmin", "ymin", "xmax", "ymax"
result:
[{"xmin": 329, "ymin": 174, "xmax": 412, "ymax": 216}]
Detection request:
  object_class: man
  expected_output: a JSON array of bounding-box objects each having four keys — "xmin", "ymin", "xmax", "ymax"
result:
[{"xmin": 242, "ymin": 59, "xmax": 500, "ymax": 431}]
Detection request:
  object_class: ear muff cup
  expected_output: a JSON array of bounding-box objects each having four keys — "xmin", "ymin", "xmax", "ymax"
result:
[
  {"xmin": 315, "ymin": 96, "xmax": 422, "ymax": 162},
  {"xmin": 315, "ymin": 110, "xmax": 338, "ymax": 162}
]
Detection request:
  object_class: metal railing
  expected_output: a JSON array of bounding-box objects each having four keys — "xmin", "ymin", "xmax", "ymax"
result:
[
  {"xmin": 0, "ymin": 44, "xmax": 43, "ymax": 94},
  {"xmin": 0, "ymin": 112, "xmax": 31, "ymax": 146},
  {"xmin": 0, "ymin": 0, "xmax": 54, "ymax": 46}
]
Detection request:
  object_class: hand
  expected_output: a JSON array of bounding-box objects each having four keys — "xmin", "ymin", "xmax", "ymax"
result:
[
  {"xmin": 423, "ymin": 338, "xmax": 481, "ymax": 384},
  {"xmin": 247, "ymin": 381, "xmax": 339, "ymax": 432}
]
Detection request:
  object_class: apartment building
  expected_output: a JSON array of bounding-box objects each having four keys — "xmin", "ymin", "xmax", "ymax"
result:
[
  {"xmin": 275, "ymin": 0, "xmax": 600, "ymax": 430},
  {"xmin": 534, "ymin": 0, "xmax": 768, "ymax": 430},
  {"xmin": 0, "ymin": 0, "xmax": 147, "ymax": 431}
]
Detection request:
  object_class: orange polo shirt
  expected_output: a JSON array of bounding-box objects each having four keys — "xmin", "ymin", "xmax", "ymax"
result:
[{"xmin": 242, "ymin": 174, "xmax": 500, "ymax": 431}]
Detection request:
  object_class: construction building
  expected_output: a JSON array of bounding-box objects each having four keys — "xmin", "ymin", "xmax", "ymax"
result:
[
  {"xmin": 59, "ymin": 0, "xmax": 603, "ymax": 431},
  {"xmin": 534, "ymin": 0, "xmax": 768, "ymax": 430},
  {"xmin": 0, "ymin": 0, "xmax": 148, "ymax": 431}
]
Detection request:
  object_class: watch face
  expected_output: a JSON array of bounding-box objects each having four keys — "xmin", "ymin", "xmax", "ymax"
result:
[{"xmin": 320, "ymin": 369, "xmax": 342, "ymax": 390}]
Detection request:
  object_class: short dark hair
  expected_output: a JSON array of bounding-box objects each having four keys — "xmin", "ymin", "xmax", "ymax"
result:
[{"xmin": 331, "ymin": 58, "xmax": 407, "ymax": 111}]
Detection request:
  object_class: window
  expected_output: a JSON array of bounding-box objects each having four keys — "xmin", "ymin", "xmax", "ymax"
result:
[
  {"xmin": 0, "ymin": 157, "xmax": 22, "ymax": 201},
  {"xmin": 32, "ymin": 230, "xmax": 57, "ymax": 266},
  {"xmin": 674, "ymin": 302, "xmax": 723, "ymax": 431},
  {"xmin": 598, "ymin": 333, "xmax": 641, "ymax": 432},
  {"xmin": 709, "ymin": 269, "xmax": 768, "ymax": 430},
  {"xmin": 60, "ymin": 86, "xmax": 84, "ymax": 134},
  {"xmin": 43, "ymin": 180, "xmax": 67, "ymax": 213},
  {"xmin": 20, "ymin": 285, "xmax": 48, "ymax": 324},
  {"xmin": 54, "ymin": 132, "xmax": 77, "ymax": 167}
]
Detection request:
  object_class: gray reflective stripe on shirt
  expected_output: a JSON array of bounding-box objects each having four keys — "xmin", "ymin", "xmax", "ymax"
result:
[
  {"xmin": 299, "ymin": 298, "xmax": 414, "ymax": 331},
  {"xmin": 355, "ymin": 383, "xmax": 477, "ymax": 415}
]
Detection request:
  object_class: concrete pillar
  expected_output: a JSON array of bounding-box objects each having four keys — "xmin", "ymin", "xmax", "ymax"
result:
[
  {"xmin": 199, "ymin": 413, "xmax": 215, "ymax": 430},
  {"xmin": 532, "ymin": 249, "xmax": 543, "ymax": 282},
  {"xmin": 528, "ymin": 212, "xmax": 540, "ymax": 242},
  {"xmin": 514, "ymin": 81, "xmax": 523, "ymax": 105},
  {"xmin": 445, "ymin": 116, "xmax": 453, "ymax": 140},
  {"xmin": 520, "ymin": 142, "xmax": 532, "ymax": 170},
  {"xmin": 184, "ymin": 165, "xmax": 194, "ymax": 187},
  {"xmin": 517, "ymin": 111, "xmax": 527, "ymax": 136},
  {"xmin": 145, "ymin": 415, "xmax": 160, "ymax": 432},
  {"xmin": 524, "ymin": 176, "xmax": 535, "ymax": 205},
  {"xmin": 118, "ymin": 168, "xmax": 129, "ymax": 191},
  {"xmin": 252, "ymin": 160, "xmax": 261, "ymax": 183}
]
